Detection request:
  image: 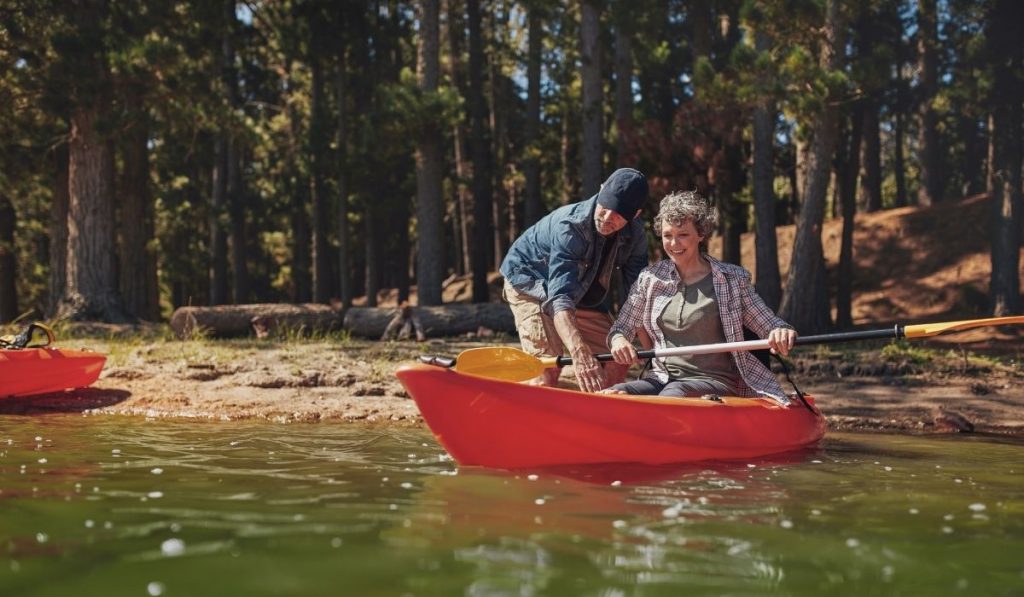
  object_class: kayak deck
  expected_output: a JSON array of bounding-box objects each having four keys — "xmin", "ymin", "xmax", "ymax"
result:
[
  {"xmin": 396, "ymin": 363, "xmax": 826, "ymax": 469},
  {"xmin": 0, "ymin": 348, "xmax": 107, "ymax": 398}
]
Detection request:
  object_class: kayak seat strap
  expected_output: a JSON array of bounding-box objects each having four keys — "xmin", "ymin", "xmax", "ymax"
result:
[{"xmin": 771, "ymin": 353, "xmax": 816, "ymax": 413}]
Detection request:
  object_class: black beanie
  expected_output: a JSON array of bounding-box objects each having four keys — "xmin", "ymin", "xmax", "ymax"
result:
[{"xmin": 596, "ymin": 168, "xmax": 649, "ymax": 219}]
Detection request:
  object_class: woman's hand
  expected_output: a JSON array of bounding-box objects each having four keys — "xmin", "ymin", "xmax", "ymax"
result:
[
  {"xmin": 767, "ymin": 327, "xmax": 797, "ymax": 356},
  {"xmin": 609, "ymin": 336, "xmax": 638, "ymax": 366}
]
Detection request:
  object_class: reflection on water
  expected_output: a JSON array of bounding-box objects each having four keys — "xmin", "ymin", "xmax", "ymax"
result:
[{"xmin": 0, "ymin": 415, "xmax": 1022, "ymax": 596}]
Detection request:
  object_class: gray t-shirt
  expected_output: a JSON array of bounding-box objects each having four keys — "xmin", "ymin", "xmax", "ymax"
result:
[{"xmin": 656, "ymin": 272, "xmax": 742, "ymax": 390}]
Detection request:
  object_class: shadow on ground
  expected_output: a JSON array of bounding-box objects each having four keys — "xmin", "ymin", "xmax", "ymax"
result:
[{"xmin": 0, "ymin": 388, "xmax": 131, "ymax": 415}]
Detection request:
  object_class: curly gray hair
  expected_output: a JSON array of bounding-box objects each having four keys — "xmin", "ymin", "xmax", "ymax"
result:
[{"xmin": 653, "ymin": 190, "xmax": 719, "ymax": 252}]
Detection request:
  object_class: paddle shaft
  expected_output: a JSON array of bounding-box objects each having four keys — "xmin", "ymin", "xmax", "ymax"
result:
[
  {"xmin": 554, "ymin": 325, "xmax": 906, "ymax": 367},
  {"xmin": 443, "ymin": 316, "xmax": 1023, "ymax": 381}
]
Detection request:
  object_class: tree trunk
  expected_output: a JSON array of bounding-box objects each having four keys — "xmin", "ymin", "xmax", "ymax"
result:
[
  {"xmin": 54, "ymin": 0, "xmax": 121, "ymax": 323},
  {"xmin": 560, "ymin": 104, "xmax": 574, "ymax": 205},
  {"xmin": 209, "ymin": 1, "xmax": 235, "ymax": 306},
  {"xmin": 522, "ymin": 3, "xmax": 543, "ymax": 228},
  {"xmin": 579, "ymin": 0, "xmax": 602, "ymax": 197},
  {"xmin": 859, "ymin": 98, "xmax": 883, "ymax": 212},
  {"xmin": 613, "ymin": 7, "xmax": 633, "ymax": 166},
  {"xmin": 364, "ymin": 202, "xmax": 381, "ymax": 307},
  {"xmin": 310, "ymin": 54, "xmax": 331, "ymax": 304},
  {"xmin": 170, "ymin": 303, "xmax": 342, "ymax": 339},
  {"xmin": 227, "ymin": 142, "xmax": 248, "ymax": 304},
  {"xmin": 394, "ymin": 189, "xmax": 411, "ymax": 305},
  {"xmin": 221, "ymin": 0, "xmax": 248, "ymax": 304},
  {"xmin": 837, "ymin": 102, "xmax": 864, "ymax": 329},
  {"xmin": 119, "ymin": 96, "xmax": 159, "ymax": 321},
  {"xmin": 446, "ymin": 0, "xmax": 472, "ymax": 276},
  {"xmin": 61, "ymin": 104, "xmax": 128, "ymax": 322},
  {"xmin": 719, "ymin": 140, "xmax": 745, "ymax": 265},
  {"xmin": 292, "ymin": 181, "xmax": 312, "ymax": 303},
  {"xmin": 335, "ymin": 24, "xmax": 353, "ymax": 308},
  {"xmin": 893, "ymin": 109, "xmax": 908, "ymax": 208},
  {"xmin": 0, "ymin": 194, "xmax": 17, "ymax": 323},
  {"xmin": 784, "ymin": 139, "xmax": 799, "ymax": 224},
  {"xmin": 415, "ymin": 0, "xmax": 444, "ymax": 306},
  {"xmin": 209, "ymin": 133, "xmax": 230, "ymax": 305},
  {"xmin": 986, "ymin": 0, "xmax": 1023, "ymax": 316},
  {"xmin": 751, "ymin": 31, "xmax": 781, "ymax": 311},
  {"xmin": 48, "ymin": 143, "xmax": 69, "ymax": 317},
  {"xmin": 488, "ymin": 42, "xmax": 509, "ymax": 274},
  {"xmin": 959, "ymin": 112, "xmax": 984, "ymax": 198},
  {"xmin": 916, "ymin": 0, "xmax": 942, "ymax": 206},
  {"xmin": 779, "ymin": 0, "xmax": 844, "ymax": 334},
  {"xmin": 795, "ymin": 136, "xmax": 809, "ymax": 213},
  {"xmin": 467, "ymin": 0, "xmax": 493, "ymax": 303},
  {"xmin": 343, "ymin": 303, "xmax": 515, "ymax": 339},
  {"xmin": 690, "ymin": 0, "xmax": 712, "ymax": 62}
]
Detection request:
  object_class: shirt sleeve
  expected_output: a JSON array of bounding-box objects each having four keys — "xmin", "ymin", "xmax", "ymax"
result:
[
  {"xmin": 607, "ymin": 269, "xmax": 650, "ymax": 347},
  {"xmin": 541, "ymin": 220, "xmax": 589, "ymax": 316},
  {"xmin": 736, "ymin": 267, "xmax": 793, "ymax": 337}
]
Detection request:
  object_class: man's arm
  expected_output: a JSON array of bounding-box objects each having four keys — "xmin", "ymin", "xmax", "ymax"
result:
[{"xmin": 552, "ymin": 309, "xmax": 607, "ymax": 393}]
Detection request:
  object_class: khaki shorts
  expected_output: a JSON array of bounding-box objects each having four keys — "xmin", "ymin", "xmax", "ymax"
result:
[{"xmin": 502, "ymin": 280, "xmax": 627, "ymax": 385}]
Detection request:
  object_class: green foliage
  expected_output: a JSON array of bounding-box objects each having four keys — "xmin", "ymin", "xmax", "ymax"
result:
[
  {"xmin": 879, "ymin": 340, "xmax": 935, "ymax": 365},
  {"xmin": 382, "ymin": 68, "xmax": 464, "ymax": 140},
  {"xmin": 0, "ymin": 0, "xmax": 1007, "ymax": 323}
]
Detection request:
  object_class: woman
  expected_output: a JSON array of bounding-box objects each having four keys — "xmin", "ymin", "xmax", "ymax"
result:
[{"xmin": 604, "ymin": 190, "xmax": 797, "ymax": 404}]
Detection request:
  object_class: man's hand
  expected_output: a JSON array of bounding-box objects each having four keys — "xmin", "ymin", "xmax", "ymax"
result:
[
  {"xmin": 553, "ymin": 309, "xmax": 608, "ymax": 392},
  {"xmin": 571, "ymin": 347, "xmax": 607, "ymax": 393}
]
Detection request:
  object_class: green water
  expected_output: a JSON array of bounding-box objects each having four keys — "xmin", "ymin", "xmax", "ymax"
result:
[{"xmin": 1, "ymin": 416, "xmax": 1022, "ymax": 596}]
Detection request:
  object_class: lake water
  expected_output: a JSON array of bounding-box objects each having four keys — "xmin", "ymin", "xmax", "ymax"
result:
[{"xmin": 1, "ymin": 415, "xmax": 1022, "ymax": 596}]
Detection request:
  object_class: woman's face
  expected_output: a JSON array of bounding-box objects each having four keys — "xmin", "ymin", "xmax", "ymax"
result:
[{"xmin": 660, "ymin": 219, "xmax": 704, "ymax": 265}]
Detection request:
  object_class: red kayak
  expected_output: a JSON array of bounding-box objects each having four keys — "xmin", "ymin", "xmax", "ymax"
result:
[
  {"xmin": 396, "ymin": 363, "xmax": 826, "ymax": 469},
  {"xmin": 0, "ymin": 347, "xmax": 107, "ymax": 398}
]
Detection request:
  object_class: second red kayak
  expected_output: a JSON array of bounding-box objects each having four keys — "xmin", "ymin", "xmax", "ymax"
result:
[
  {"xmin": 396, "ymin": 363, "xmax": 826, "ymax": 469},
  {"xmin": 0, "ymin": 348, "xmax": 107, "ymax": 398}
]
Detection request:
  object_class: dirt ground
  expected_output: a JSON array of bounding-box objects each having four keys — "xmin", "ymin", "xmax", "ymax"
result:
[{"xmin": 3, "ymin": 195, "xmax": 1022, "ymax": 436}]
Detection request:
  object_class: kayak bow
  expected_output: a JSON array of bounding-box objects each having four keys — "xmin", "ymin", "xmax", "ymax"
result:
[{"xmin": 0, "ymin": 347, "xmax": 107, "ymax": 398}]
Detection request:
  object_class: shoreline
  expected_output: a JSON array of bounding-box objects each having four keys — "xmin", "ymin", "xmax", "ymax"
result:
[{"xmin": 2, "ymin": 334, "xmax": 1022, "ymax": 435}]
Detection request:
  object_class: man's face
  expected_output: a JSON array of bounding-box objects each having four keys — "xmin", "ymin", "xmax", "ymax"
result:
[{"xmin": 594, "ymin": 204, "xmax": 628, "ymax": 237}]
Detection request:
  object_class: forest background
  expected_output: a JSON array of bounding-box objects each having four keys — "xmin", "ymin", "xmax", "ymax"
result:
[{"xmin": 0, "ymin": 0, "xmax": 1021, "ymax": 338}]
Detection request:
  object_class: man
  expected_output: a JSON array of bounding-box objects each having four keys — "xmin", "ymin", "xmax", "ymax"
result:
[{"xmin": 500, "ymin": 168, "xmax": 650, "ymax": 392}]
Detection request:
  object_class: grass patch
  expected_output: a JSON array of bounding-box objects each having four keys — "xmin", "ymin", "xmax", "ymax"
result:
[{"xmin": 879, "ymin": 340, "xmax": 936, "ymax": 365}]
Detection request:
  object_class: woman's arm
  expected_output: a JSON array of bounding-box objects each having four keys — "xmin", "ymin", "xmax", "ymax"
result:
[
  {"xmin": 736, "ymin": 268, "xmax": 797, "ymax": 354},
  {"xmin": 606, "ymin": 271, "xmax": 651, "ymax": 363}
]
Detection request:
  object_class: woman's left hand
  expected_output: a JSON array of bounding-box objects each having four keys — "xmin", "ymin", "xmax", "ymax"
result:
[{"xmin": 767, "ymin": 327, "xmax": 797, "ymax": 356}]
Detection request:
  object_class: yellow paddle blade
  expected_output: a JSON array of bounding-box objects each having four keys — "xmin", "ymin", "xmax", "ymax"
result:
[
  {"xmin": 904, "ymin": 315, "xmax": 1024, "ymax": 338},
  {"xmin": 453, "ymin": 347, "xmax": 559, "ymax": 381}
]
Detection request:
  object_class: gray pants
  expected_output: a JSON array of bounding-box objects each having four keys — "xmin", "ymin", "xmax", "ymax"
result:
[{"xmin": 610, "ymin": 376, "xmax": 733, "ymax": 398}]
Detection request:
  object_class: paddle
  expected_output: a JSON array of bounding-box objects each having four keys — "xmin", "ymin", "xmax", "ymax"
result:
[{"xmin": 430, "ymin": 315, "xmax": 1024, "ymax": 382}]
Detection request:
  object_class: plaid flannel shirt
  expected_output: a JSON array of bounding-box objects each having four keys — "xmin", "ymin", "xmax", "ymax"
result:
[{"xmin": 608, "ymin": 254, "xmax": 794, "ymax": 405}]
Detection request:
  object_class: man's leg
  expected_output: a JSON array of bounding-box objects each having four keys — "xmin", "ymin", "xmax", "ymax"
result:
[
  {"xmin": 575, "ymin": 309, "xmax": 629, "ymax": 385},
  {"xmin": 502, "ymin": 280, "xmax": 562, "ymax": 386}
]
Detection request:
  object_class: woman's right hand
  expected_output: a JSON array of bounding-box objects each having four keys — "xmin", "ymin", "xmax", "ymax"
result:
[{"xmin": 609, "ymin": 336, "xmax": 638, "ymax": 366}]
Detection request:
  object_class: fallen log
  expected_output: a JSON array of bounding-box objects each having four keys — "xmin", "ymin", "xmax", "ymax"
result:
[
  {"xmin": 170, "ymin": 304, "xmax": 342, "ymax": 339},
  {"xmin": 344, "ymin": 303, "xmax": 515, "ymax": 339}
]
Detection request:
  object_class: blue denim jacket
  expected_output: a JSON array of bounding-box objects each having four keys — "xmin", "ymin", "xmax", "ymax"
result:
[{"xmin": 500, "ymin": 196, "xmax": 649, "ymax": 316}]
